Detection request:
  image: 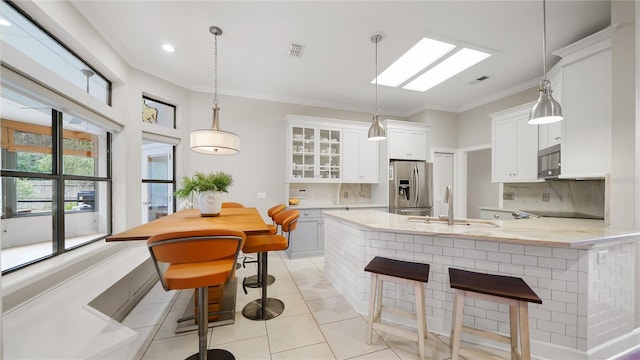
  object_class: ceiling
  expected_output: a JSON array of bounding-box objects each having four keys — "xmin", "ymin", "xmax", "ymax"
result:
[{"xmin": 71, "ymin": 1, "xmax": 611, "ymax": 117}]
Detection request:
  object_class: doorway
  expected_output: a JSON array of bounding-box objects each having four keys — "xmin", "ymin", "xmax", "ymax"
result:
[{"xmin": 433, "ymin": 152, "xmax": 454, "ymax": 218}]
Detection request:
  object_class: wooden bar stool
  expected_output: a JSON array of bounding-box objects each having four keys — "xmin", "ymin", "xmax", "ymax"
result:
[
  {"xmin": 448, "ymin": 268, "xmax": 542, "ymax": 360},
  {"xmin": 242, "ymin": 209, "xmax": 299, "ymax": 320},
  {"xmin": 147, "ymin": 229, "xmax": 246, "ymax": 360},
  {"xmin": 365, "ymin": 256, "xmax": 430, "ymax": 360}
]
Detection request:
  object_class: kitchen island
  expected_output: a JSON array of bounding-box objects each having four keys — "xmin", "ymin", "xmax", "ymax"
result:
[{"xmin": 322, "ymin": 210, "xmax": 640, "ymax": 360}]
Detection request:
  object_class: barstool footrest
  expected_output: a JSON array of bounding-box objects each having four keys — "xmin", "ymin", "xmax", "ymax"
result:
[
  {"xmin": 242, "ymin": 298, "xmax": 284, "ymax": 320},
  {"xmin": 185, "ymin": 348, "xmax": 234, "ymax": 360},
  {"xmin": 372, "ymin": 322, "xmax": 424, "ymax": 342},
  {"xmin": 462, "ymin": 325, "xmax": 512, "ymax": 344}
]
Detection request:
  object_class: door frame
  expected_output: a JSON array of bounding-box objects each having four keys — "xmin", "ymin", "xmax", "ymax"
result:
[
  {"xmin": 449, "ymin": 143, "xmax": 492, "ymax": 219},
  {"xmin": 430, "ymin": 147, "xmax": 458, "ymax": 217}
]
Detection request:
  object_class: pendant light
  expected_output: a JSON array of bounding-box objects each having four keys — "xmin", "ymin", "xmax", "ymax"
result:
[
  {"xmin": 528, "ymin": 0, "xmax": 563, "ymax": 125},
  {"xmin": 190, "ymin": 26, "xmax": 240, "ymax": 155},
  {"xmin": 368, "ymin": 32, "xmax": 386, "ymax": 141}
]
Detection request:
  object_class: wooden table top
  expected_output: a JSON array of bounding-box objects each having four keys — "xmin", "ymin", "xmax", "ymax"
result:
[{"xmin": 107, "ymin": 208, "xmax": 270, "ymax": 241}]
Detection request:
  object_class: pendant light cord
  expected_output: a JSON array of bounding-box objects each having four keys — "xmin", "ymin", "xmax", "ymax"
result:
[
  {"xmin": 542, "ymin": 0, "xmax": 547, "ymax": 79},
  {"xmin": 374, "ymin": 35, "xmax": 379, "ymax": 116},
  {"xmin": 214, "ymin": 32, "xmax": 219, "ymax": 107}
]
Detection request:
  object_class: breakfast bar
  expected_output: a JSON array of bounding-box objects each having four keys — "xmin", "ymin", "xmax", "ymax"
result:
[{"xmin": 322, "ymin": 209, "xmax": 640, "ymax": 360}]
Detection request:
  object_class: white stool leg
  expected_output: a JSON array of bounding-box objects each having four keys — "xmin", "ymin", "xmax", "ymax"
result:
[
  {"xmin": 450, "ymin": 289, "xmax": 465, "ymax": 360},
  {"xmin": 509, "ymin": 303, "xmax": 519, "ymax": 360},
  {"xmin": 414, "ymin": 281, "xmax": 426, "ymax": 360},
  {"xmin": 367, "ymin": 273, "xmax": 378, "ymax": 344},
  {"xmin": 518, "ymin": 301, "xmax": 531, "ymax": 360}
]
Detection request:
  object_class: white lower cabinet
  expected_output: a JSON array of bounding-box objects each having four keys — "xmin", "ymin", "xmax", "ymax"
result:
[{"xmin": 288, "ymin": 209, "xmax": 323, "ymax": 259}]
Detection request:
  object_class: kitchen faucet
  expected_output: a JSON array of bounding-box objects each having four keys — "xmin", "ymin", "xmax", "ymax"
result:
[{"xmin": 444, "ymin": 185, "xmax": 454, "ymax": 225}]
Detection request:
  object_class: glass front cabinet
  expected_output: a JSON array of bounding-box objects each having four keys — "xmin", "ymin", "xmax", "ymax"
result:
[{"xmin": 288, "ymin": 121, "xmax": 341, "ymax": 182}]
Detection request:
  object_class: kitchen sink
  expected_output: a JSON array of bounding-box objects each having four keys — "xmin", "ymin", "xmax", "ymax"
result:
[{"xmin": 408, "ymin": 216, "xmax": 501, "ymax": 228}]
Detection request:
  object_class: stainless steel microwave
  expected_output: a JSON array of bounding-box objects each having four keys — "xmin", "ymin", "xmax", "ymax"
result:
[{"xmin": 538, "ymin": 144, "xmax": 561, "ymax": 179}]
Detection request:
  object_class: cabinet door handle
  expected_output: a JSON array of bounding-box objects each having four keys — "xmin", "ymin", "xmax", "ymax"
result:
[
  {"xmin": 494, "ymin": 214, "xmax": 501, "ymax": 218},
  {"xmin": 555, "ymin": 136, "xmax": 561, "ymax": 141},
  {"xmin": 304, "ymin": 211, "xmax": 310, "ymax": 216}
]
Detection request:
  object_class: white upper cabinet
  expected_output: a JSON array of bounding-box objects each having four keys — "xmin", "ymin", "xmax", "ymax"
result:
[
  {"xmin": 386, "ymin": 120, "xmax": 429, "ymax": 161},
  {"xmin": 287, "ymin": 119, "xmax": 342, "ymax": 183},
  {"xmin": 490, "ymin": 103, "xmax": 538, "ymax": 182},
  {"xmin": 286, "ymin": 115, "xmax": 379, "ymax": 184},
  {"xmin": 342, "ymin": 128, "xmax": 379, "ymax": 183},
  {"xmin": 554, "ymin": 27, "xmax": 612, "ymax": 178}
]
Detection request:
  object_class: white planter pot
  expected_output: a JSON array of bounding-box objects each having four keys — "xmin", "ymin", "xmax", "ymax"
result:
[{"xmin": 198, "ymin": 191, "xmax": 222, "ymax": 217}]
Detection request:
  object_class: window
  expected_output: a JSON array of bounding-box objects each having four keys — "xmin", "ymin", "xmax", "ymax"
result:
[
  {"xmin": 0, "ymin": 0, "xmax": 111, "ymax": 104},
  {"xmin": 0, "ymin": 0, "xmax": 115, "ymax": 274},
  {"xmin": 142, "ymin": 96, "xmax": 176, "ymax": 128},
  {"xmin": 142, "ymin": 141, "xmax": 175, "ymax": 223},
  {"xmin": 1, "ymin": 87, "xmax": 112, "ymax": 273}
]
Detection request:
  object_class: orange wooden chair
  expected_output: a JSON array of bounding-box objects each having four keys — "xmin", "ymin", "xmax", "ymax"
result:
[
  {"xmin": 241, "ymin": 209, "xmax": 299, "ymax": 320},
  {"xmin": 221, "ymin": 202, "xmax": 245, "ymax": 208},
  {"xmin": 148, "ymin": 229, "xmax": 246, "ymax": 360},
  {"xmin": 242, "ymin": 204, "xmax": 287, "ymax": 293}
]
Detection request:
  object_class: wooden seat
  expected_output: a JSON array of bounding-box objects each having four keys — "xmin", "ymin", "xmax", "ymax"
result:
[
  {"xmin": 147, "ymin": 229, "xmax": 246, "ymax": 360},
  {"xmin": 221, "ymin": 202, "xmax": 245, "ymax": 208},
  {"xmin": 365, "ymin": 257, "xmax": 430, "ymax": 360},
  {"xmin": 448, "ymin": 267, "xmax": 542, "ymax": 360},
  {"xmin": 241, "ymin": 209, "xmax": 299, "ymax": 320},
  {"xmin": 242, "ymin": 204, "xmax": 287, "ymax": 293}
]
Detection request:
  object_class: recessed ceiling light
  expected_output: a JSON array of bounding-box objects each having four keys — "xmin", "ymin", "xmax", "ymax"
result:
[
  {"xmin": 403, "ymin": 48, "xmax": 491, "ymax": 92},
  {"xmin": 162, "ymin": 44, "xmax": 175, "ymax": 53},
  {"xmin": 373, "ymin": 37, "xmax": 455, "ymax": 87},
  {"xmin": 0, "ymin": 18, "xmax": 11, "ymax": 27}
]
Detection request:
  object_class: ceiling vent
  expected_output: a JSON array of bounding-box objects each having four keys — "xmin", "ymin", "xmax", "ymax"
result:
[
  {"xmin": 288, "ymin": 43, "xmax": 304, "ymax": 57},
  {"xmin": 467, "ymin": 75, "xmax": 490, "ymax": 85}
]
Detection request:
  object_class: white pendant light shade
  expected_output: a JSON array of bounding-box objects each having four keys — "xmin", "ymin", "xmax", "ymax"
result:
[
  {"xmin": 191, "ymin": 106, "xmax": 239, "ymax": 155},
  {"xmin": 529, "ymin": 80, "xmax": 563, "ymax": 124},
  {"xmin": 368, "ymin": 114, "xmax": 385, "ymax": 141},
  {"xmin": 189, "ymin": 26, "xmax": 240, "ymax": 155}
]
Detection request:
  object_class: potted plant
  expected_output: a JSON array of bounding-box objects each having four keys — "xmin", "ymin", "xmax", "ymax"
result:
[{"xmin": 175, "ymin": 171, "xmax": 233, "ymax": 217}]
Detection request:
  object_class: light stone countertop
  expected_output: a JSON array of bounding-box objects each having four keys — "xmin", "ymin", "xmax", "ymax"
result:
[{"xmin": 323, "ymin": 209, "xmax": 640, "ymax": 248}]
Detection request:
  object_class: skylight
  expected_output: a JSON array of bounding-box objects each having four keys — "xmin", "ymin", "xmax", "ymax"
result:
[
  {"xmin": 403, "ymin": 48, "xmax": 491, "ymax": 92},
  {"xmin": 372, "ymin": 36, "xmax": 491, "ymax": 92},
  {"xmin": 373, "ymin": 38, "xmax": 455, "ymax": 87}
]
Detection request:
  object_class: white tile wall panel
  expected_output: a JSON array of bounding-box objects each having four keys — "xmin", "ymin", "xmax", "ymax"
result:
[{"xmin": 322, "ymin": 217, "xmax": 637, "ymax": 357}]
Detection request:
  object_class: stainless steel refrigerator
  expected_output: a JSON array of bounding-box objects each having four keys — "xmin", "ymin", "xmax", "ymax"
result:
[{"xmin": 389, "ymin": 160, "xmax": 433, "ymax": 216}]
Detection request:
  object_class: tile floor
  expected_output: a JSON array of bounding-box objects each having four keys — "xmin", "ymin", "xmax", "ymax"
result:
[{"xmin": 104, "ymin": 252, "xmax": 514, "ymax": 360}]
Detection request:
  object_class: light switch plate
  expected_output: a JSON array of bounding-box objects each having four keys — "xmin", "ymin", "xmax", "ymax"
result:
[{"xmin": 257, "ymin": 192, "xmax": 267, "ymax": 199}]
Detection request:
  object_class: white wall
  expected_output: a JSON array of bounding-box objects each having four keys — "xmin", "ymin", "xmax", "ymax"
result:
[
  {"xmin": 466, "ymin": 148, "xmax": 498, "ymax": 218},
  {"xmin": 609, "ymin": 0, "xmax": 638, "ymax": 230},
  {"xmin": 408, "ymin": 109, "xmax": 459, "ymax": 148}
]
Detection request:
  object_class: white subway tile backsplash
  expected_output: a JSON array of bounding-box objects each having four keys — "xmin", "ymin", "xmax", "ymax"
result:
[
  {"xmin": 433, "ymin": 236, "xmax": 453, "ymax": 247},
  {"xmin": 423, "ymin": 245, "xmax": 443, "ymax": 255},
  {"xmin": 463, "ymin": 249, "xmax": 487, "ymax": 261},
  {"xmin": 552, "ymin": 269, "xmax": 578, "ymax": 282},
  {"xmin": 499, "ymin": 243, "xmax": 524, "ymax": 254},
  {"xmin": 476, "ymin": 241, "xmax": 499, "ymax": 252},
  {"xmin": 453, "ymin": 238, "xmax": 476, "ymax": 249},
  {"xmin": 538, "ymin": 257, "xmax": 567, "ymax": 270},
  {"xmin": 413, "ymin": 235, "xmax": 432, "ymax": 245},
  {"xmin": 443, "ymin": 247, "xmax": 464, "ymax": 257},
  {"xmin": 525, "ymin": 245, "xmax": 552, "ymax": 257},
  {"xmin": 487, "ymin": 251, "xmax": 511, "ymax": 263},
  {"xmin": 475, "ymin": 260, "xmax": 500, "ymax": 272},
  {"xmin": 396, "ymin": 234, "xmax": 413, "ymax": 243},
  {"xmin": 379, "ymin": 232, "xmax": 396, "ymax": 241},
  {"xmin": 498, "ymin": 263, "xmax": 524, "ymax": 275},
  {"xmin": 525, "ymin": 266, "xmax": 552, "ymax": 279},
  {"xmin": 512, "ymin": 254, "xmax": 537, "ymax": 266},
  {"xmin": 552, "ymin": 248, "xmax": 579, "ymax": 260}
]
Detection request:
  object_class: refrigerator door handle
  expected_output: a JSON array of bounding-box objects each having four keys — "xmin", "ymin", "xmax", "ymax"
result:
[{"xmin": 414, "ymin": 165, "xmax": 419, "ymax": 207}]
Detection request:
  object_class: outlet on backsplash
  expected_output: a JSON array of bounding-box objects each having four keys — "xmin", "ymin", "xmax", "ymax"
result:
[
  {"xmin": 542, "ymin": 193, "xmax": 550, "ymax": 202},
  {"xmin": 503, "ymin": 192, "xmax": 514, "ymax": 200}
]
